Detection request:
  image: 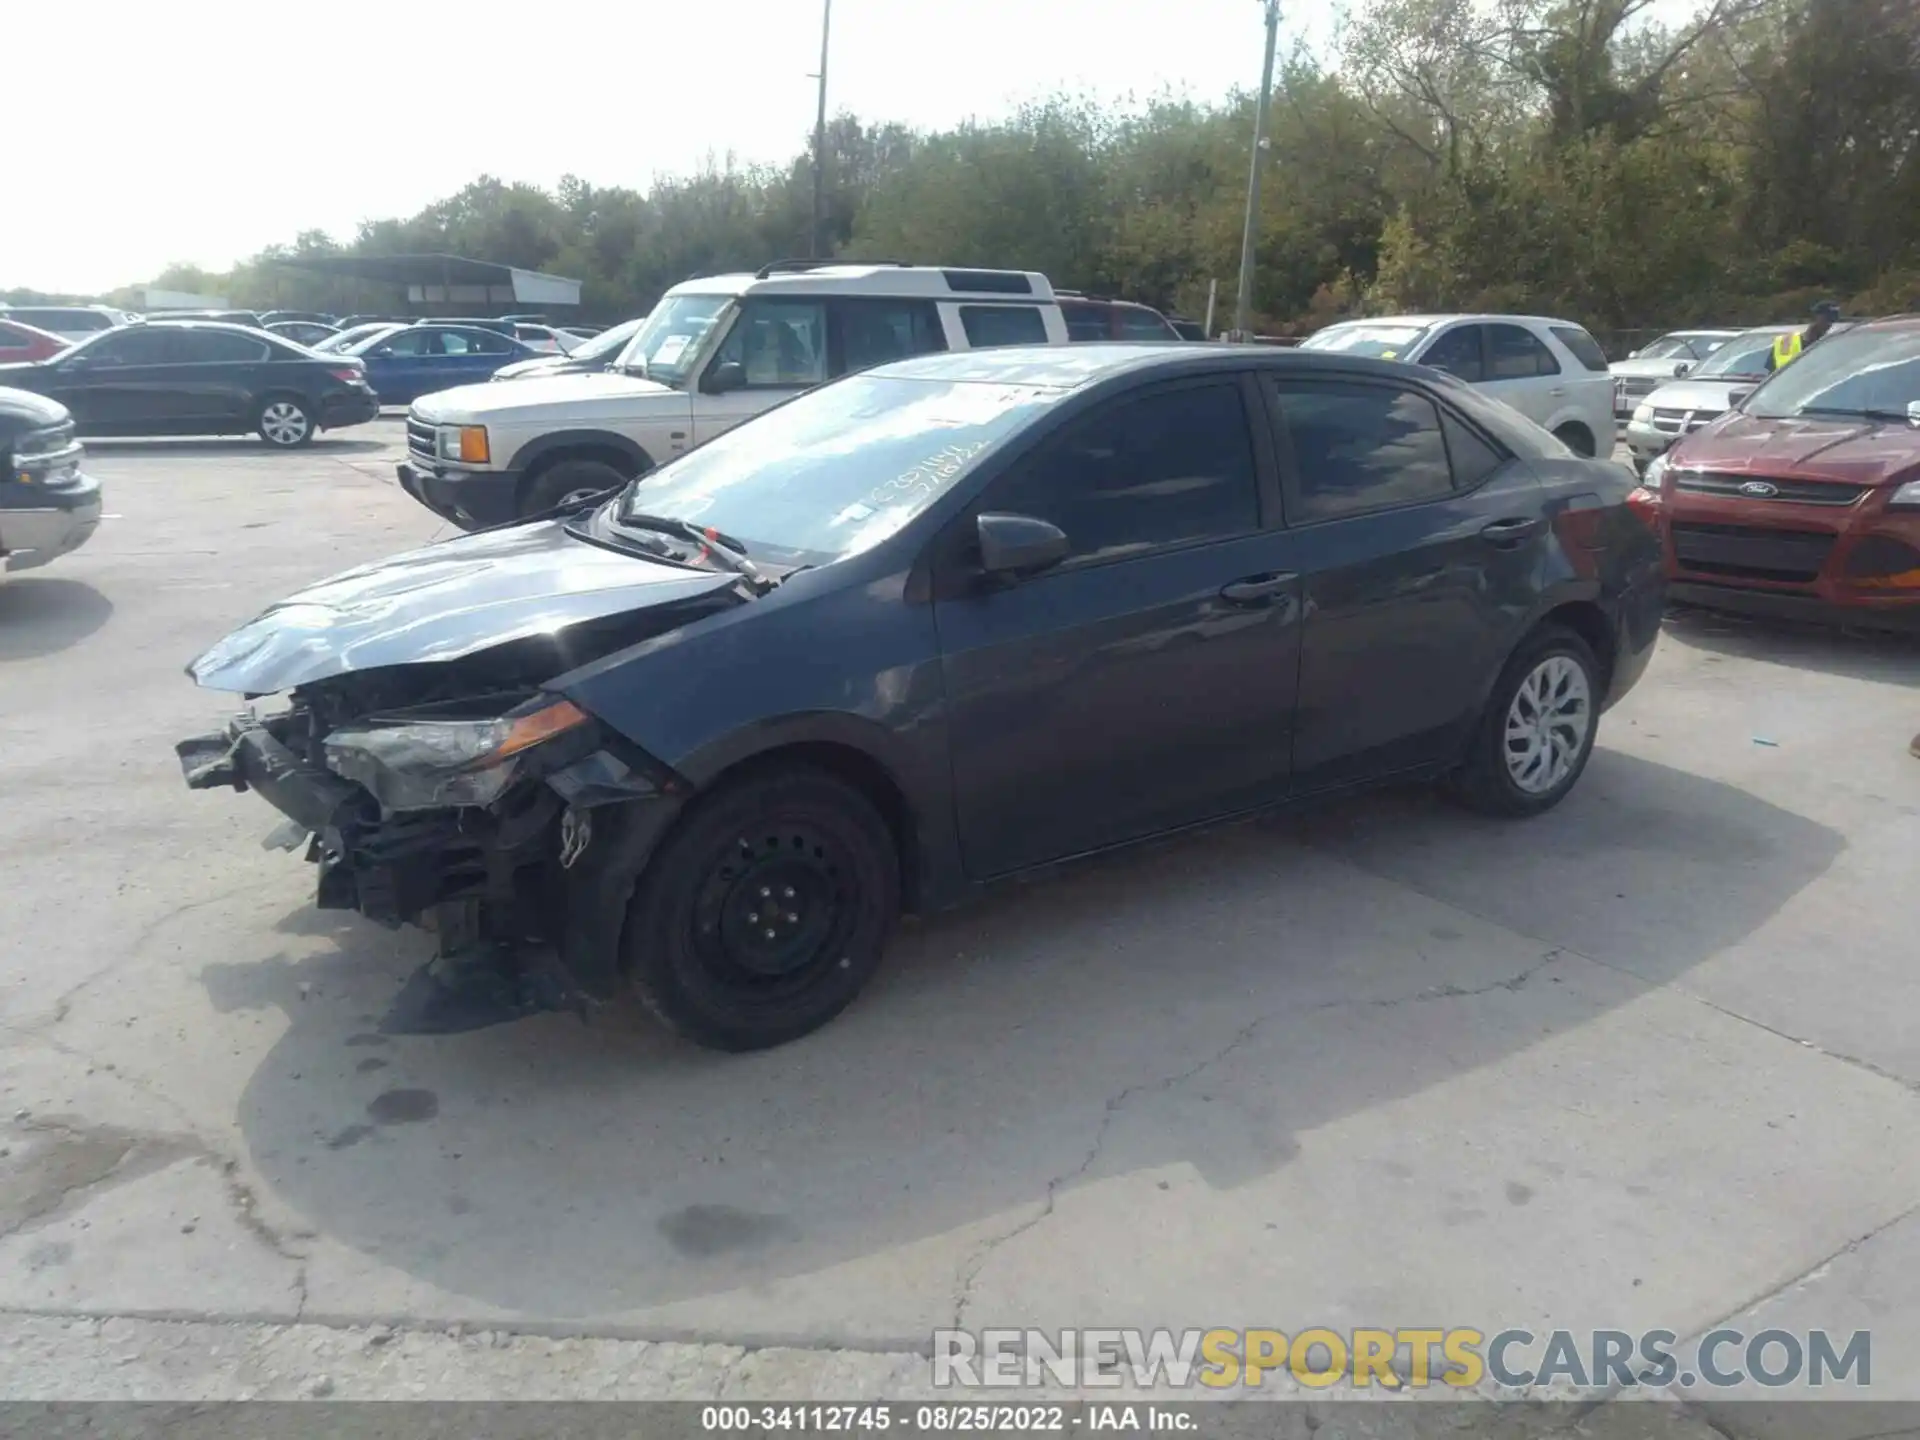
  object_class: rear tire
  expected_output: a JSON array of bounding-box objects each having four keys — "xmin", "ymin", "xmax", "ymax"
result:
[
  {"xmin": 1553, "ymin": 422, "xmax": 1596, "ymax": 458},
  {"xmin": 520, "ymin": 458, "xmax": 629, "ymax": 519},
  {"xmin": 1448, "ymin": 625, "xmax": 1600, "ymax": 817},
  {"xmin": 623, "ymin": 767, "xmax": 900, "ymax": 1051},
  {"xmin": 257, "ymin": 396, "xmax": 315, "ymax": 448}
]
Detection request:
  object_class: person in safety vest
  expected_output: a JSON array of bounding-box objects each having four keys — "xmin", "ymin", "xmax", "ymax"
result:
[{"xmin": 1768, "ymin": 301, "xmax": 1840, "ymax": 371}]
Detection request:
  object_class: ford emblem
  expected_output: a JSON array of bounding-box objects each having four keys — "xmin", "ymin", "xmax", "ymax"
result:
[{"xmin": 1739, "ymin": 480, "xmax": 1780, "ymax": 498}]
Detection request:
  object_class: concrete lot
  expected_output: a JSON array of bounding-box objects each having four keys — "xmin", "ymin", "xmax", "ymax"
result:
[{"xmin": 1, "ymin": 420, "xmax": 1917, "ymax": 1428}]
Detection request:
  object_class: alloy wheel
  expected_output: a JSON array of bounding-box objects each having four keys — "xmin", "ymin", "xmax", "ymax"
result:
[{"xmin": 1503, "ymin": 654, "xmax": 1592, "ymax": 795}]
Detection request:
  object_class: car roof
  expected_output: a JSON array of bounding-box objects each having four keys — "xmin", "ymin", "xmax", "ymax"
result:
[
  {"xmin": 1851, "ymin": 313, "xmax": 1920, "ymax": 331},
  {"xmin": 665, "ymin": 264, "xmax": 1057, "ymax": 303},
  {"xmin": 1323, "ymin": 312, "xmax": 1587, "ymax": 328},
  {"xmin": 136, "ymin": 319, "xmax": 273, "ymax": 334},
  {"xmin": 869, "ymin": 341, "xmax": 1429, "ymax": 390},
  {"xmin": 1056, "ymin": 294, "xmax": 1161, "ymax": 310}
]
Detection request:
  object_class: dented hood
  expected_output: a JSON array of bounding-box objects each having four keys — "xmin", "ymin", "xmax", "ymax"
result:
[{"xmin": 188, "ymin": 521, "xmax": 738, "ymax": 693}]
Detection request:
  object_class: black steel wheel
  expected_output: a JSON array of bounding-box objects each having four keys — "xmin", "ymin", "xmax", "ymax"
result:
[{"xmin": 623, "ymin": 767, "xmax": 900, "ymax": 1050}]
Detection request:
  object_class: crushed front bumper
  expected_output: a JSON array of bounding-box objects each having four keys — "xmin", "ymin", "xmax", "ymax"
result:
[
  {"xmin": 178, "ymin": 713, "xmax": 362, "ymax": 833},
  {"xmin": 176, "ymin": 710, "xmax": 689, "ymax": 1026}
]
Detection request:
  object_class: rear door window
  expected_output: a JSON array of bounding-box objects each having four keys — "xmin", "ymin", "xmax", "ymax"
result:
[
  {"xmin": 1487, "ymin": 323, "xmax": 1561, "ymax": 378},
  {"xmin": 170, "ymin": 330, "xmax": 271, "ymax": 363},
  {"xmin": 1419, "ymin": 326, "xmax": 1484, "ymax": 382},
  {"xmin": 959, "ymin": 305, "xmax": 1049, "ymax": 349},
  {"xmin": 831, "ymin": 298, "xmax": 947, "ymax": 374},
  {"xmin": 1116, "ymin": 307, "xmax": 1176, "ymax": 340},
  {"xmin": 1060, "ymin": 301, "xmax": 1110, "ymax": 342},
  {"xmin": 381, "ymin": 330, "xmax": 437, "ymax": 357},
  {"xmin": 1550, "ymin": 325, "xmax": 1610, "ymax": 372},
  {"xmin": 1268, "ymin": 381, "xmax": 1456, "ymax": 523}
]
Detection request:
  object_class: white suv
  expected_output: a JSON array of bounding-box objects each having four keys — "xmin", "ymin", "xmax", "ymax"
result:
[
  {"xmin": 399, "ymin": 263, "xmax": 1069, "ymax": 528},
  {"xmin": 1300, "ymin": 313, "xmax": 1617, "ymax": 457}
]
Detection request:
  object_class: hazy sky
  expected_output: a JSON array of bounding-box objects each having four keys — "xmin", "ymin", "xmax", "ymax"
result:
[{"xmin": 7, "ymin": 0, "xmax": 1343, "ymax": 293}]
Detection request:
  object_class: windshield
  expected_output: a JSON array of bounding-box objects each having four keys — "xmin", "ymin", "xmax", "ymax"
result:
[
  {"xmin": 613, "ymin": 294, "xmax": 731, "ymax": 388},
  {"xmin": 1691, "ymin": 331, "xmax": 1783, "ymax": 378},
  {"xmin": 1299, "ymin": 322, "xmax": 1431, "ymax": 361},
  {"xmin": 1743, "ymin": 326, "xmax": 1920, "ymax": 421},
  {"xmin": 567, "ymin": 315, "xmax": 647, "ymax": 363},
  {"xmin": 600, "ymin": 374, "xmax": 1056, "ymax": 565},
  {"xmin": 1639, "ymin": 337, "xmax": 1694, "ymax": 360}
]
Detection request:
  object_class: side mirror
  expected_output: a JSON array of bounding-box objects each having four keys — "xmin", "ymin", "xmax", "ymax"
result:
[
  {"xmin": 367, "ymin": 346, "xmax": 392, "ymax": 359},
  {"xmin": 62, "ymin": 353, "xmax": 91, "ymax": 371},
  {"xmin": 977, "ymin": 512, "xmax": 1068, "ymax": 578},
  {"xmin": 1908, "ymin": 401, "xmax": 1920, "ymax": 426},
  {"xmin": 703, "ymin": 360, "xmax": 746, "ymax": 395},
  {"xmin": 1674, "ymin": 361, "xmax": 1691, "ymax": 376},
  {"xmin": 1628, "ymin": 348, "xmax": 1643, "ymax": 359}
]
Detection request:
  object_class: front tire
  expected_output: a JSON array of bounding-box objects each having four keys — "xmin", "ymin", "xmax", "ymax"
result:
[
  {"xmin": 1448, "ymin": 625, "xmax": 1600, "ymax": 817},
  {"xmin": 623, "ymin": 768, "xmax": 900, "ymax": 1051},
  {"xmin": 521, "ymin": 458, "xmax": 629, "ymax": 519},
  {"xmin": 257, "ymin": 396, "xmax": 315, "ymax": 448}
]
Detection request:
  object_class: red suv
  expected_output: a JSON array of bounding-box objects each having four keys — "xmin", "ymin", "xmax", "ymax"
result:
[{"xmin": 1647, "ymin": 315, "xmax": 1920, "ymax": 630}]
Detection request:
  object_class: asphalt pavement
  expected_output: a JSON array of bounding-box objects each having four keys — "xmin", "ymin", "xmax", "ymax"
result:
[{"xmin": 1, "ymin": 420, "xmax": 1917, "ymax": 1430}]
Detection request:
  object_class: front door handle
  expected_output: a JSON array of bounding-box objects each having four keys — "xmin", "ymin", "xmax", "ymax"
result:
[
  {"xmin": 1220, "ymin": 572, "xmax": 1298, "ymax": 604},
  {"xmin": 1481, "ymin": 517, "xmax": 1543, "ymax": 546},
  {"xmin": 1549, "ymin": 386, "xmax": 1566, "ymax": 396}
]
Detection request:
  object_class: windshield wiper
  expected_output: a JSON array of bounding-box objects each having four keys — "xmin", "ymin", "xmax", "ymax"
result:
[
  {"xmin": 1798, "ymin": 405, "xmax": 1917, "ymax": 424},
  {"xmin": 616, "ymin": 511, "xmax": 768, "ymax": 587}
]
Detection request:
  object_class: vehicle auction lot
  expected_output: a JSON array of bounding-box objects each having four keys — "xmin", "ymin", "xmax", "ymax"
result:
[{"xmin": 3, "ymin": 422, "xmax": 1919, "ymax": 1415}]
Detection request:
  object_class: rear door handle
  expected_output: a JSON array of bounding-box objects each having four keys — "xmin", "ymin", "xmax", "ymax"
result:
[
  {"xmin": 1220, "ymin": 572, "xmax": 1298, "ymax": 604},
  {"xmin": 1481, "ymin": 517, "xmax": 1543, "ymax": 546},
  {"xmin": 1549, "ymin": 387, "xmax": 1566, "ymax": 396}
]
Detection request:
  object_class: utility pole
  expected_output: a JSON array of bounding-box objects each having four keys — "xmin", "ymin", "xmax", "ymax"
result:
[
  {"xmin": 1232, "ymin": 0, "xmax": 1280, "ymax": 340},
  {"xmin": 809, "ymin": 0, "xmax": 833, "ymax": 259}
]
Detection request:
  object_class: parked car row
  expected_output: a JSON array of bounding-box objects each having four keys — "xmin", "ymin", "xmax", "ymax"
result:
[
  {"xmin": 0, "ymin": 321, "xmax": 379, "ymax": 446},
  {"xmin": 1642, "ymin": 315, "xmax": 1920, "ymax": 631}
]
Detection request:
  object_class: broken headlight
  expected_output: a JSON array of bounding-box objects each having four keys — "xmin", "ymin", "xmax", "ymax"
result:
[{"xmin": 323, "ymin": 694, "xmax": 590, "ymax": 812}]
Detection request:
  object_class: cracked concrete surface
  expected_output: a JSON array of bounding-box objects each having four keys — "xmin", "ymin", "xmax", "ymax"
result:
[{"xmin": 2, "ymin": 427, "xmax": 1918, "ymax": 1428}]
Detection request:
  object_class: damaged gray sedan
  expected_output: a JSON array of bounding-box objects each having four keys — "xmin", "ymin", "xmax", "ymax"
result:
[{"xmin": 177, "ymin": 346, "xmax": 1660, "ymax": 1051}]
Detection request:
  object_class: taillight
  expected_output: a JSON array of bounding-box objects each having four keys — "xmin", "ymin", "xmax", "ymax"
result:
[
  {"xmin": 1625, "ymin": 485, "xmax": 1663, "ymax": 531},
  {"xmin": 329, "ymin": 366, "xmax": 364, "ymax": 384}
]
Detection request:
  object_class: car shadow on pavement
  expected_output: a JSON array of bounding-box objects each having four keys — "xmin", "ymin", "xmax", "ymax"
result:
[
  {"xmin": 0, "ymin": 577, "xmax": 113, "ymax": 660},
  {"xmin": 1664, "ymin": 604, "xmax": 1920, "ymax": 685},
  {"xmin": 215, "ymin": 748, "xmax": 1841, "ymax": 1326}
]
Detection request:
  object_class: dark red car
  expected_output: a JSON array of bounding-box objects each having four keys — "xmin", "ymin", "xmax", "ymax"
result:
[
  {"xmin": 1648, "ymin": 315, "xmax": 1920, "ymax": 630},
  {"xmin": 0, "ymin": 318, "xmax": 69, "ymax": 365}
]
